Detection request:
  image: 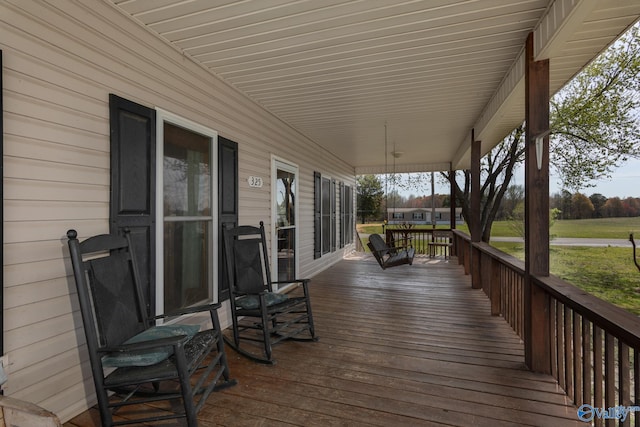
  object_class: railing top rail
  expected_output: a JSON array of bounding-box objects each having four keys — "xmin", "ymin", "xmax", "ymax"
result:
[{"xmin": 472, "ymin": 241, "xmax": 525, "ymax": 274}]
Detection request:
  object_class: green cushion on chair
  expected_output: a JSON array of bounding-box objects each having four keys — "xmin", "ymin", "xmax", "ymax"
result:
[
  {"xmin": 102, "ymin": 324, "xmax": 200, "ymax": 367},
  {"xmin": 236, "ymin": 292, "xmax": 288, "ymax": 310}
]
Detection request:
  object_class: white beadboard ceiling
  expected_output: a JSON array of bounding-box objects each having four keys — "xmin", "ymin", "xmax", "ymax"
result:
[{"xmin": 109, "ymin": 0, "xmax": 640, "ymax": 173}]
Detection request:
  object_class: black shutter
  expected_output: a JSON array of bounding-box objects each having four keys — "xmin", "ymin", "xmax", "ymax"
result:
[
  {"xmin": 339, "ymin": 181, "xmax": 345, "ymax": 248},
  {"xmin": 218, "ymin": 136, "xmax": 238, "ymax": 301},
  {"xmin": 313, "ymin": 171, "xmax": 321, "ymax": 259},
  {"xmin": 321, "ymin": 177, "xmax": 331, "ymax": 254},
  {"xmin": 109, "ymin": 94, "xmax": 156, "ymax": 316},
  {"xmin": 331, "ymin": 179, "xmax": 336, "ymax": 251}
]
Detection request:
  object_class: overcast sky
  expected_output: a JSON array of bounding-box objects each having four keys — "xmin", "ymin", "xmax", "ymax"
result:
[
  {"xmin": 504, "ymin": 158, "xmax": 640, "ymax": 198},
  {"xmin": 548, "ymin": 158, "xmax": 640, "ymax": 198}
]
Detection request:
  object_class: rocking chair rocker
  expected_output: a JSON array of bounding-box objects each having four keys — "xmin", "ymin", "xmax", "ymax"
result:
[{"xmin": 222, "ymin": 221, "xmax": 317, "ymax": 364}]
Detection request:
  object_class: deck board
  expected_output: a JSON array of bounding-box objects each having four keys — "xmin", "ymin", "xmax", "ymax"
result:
[{"xmin": 64, "ymin": 254, "xmax": 580, "ymax": 426}]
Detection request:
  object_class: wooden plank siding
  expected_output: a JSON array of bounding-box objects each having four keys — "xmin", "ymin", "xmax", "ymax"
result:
[
  {"xmin": 1, "ymin": 1, "xmax": 355, "ymax": 421},
  {"xmin": 65, "ymin": 255, "xmax": 581, "ymax": 426}
]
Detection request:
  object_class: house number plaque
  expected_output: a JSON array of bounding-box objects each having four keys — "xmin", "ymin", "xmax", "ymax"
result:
[{"xmin": 248, "ymin": 176, "xmax": 263, "ymax": 188}]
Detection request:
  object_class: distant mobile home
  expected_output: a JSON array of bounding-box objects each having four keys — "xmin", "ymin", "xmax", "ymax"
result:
[{"xmin": 387, "ymin": 208, "xmax": 464, "ymax": 225}]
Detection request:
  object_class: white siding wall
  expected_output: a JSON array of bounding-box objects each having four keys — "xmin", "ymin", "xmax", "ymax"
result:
[{"xmin": 1, "ymin": 1, "xmax": 355, "ymax": 421}]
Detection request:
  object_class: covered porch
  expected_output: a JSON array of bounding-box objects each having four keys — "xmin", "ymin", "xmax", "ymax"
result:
[
  {"xmin": 65, "ymin": 252, "xmax": 580, "ymax": 426},
  {"xmin": 3, "ymin": 1, "xmax": 640, "ymax": 423}
]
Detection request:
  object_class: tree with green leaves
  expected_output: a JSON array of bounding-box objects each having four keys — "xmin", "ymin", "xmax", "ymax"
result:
[
  {"xmin": 589, "ymin": 193, "xmax": 608, "ymax": 218},
  {"xmin": 443, "ymin": 23, "xmax": 640, "ymax": 242},
  {"xmin": 356, "ymin": 174, "xmax": 384, "ymax": 223}
]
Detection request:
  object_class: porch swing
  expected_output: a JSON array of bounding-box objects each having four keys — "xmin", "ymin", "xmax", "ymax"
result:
[{"xmin": 367, "ymin": 124, "xmax": 415, "ymax": 270}]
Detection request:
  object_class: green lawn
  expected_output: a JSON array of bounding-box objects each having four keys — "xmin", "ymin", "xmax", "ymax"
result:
[
  {"xmin": 358, "ymin": 218, "xmax": 640, "ymax": 315},
  {"xmin": 357, "ymin": 217, "xmax": 640, "ymax": 239},
  {"xmin": 468, "ymin": 217, "xmax": 640, "ymax": 239},
  {"xmin": 550, "ymin": 217, "xmax": 640, "ymax": 239},
  {"xmin": 493, "ymin": 241, "xmax": 640, "ymax": 315},
  {"xmin": 481, "ymin": 218, "xmax": 640, "ymax": 316}
]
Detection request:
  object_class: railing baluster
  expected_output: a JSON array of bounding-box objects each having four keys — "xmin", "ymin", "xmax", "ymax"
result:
[
  {"xmin": 565, "ymin": 305, "xmax": 574, "ymax": 399},
  {"xmin": 508, "ymin": 269, "xmax": 513, "ymax": 330},
  {"xmin": 582, "ymin": 317, "xmax": 592, "ymax": 409},
  {"xmin": 594, "ymin": 326, "xmax": 604, "ymax": 427},
  {"xmin": 558, "ymin": 303, "xmax": 566, "ymax": 390},
  {"xmin": 550, "ymin": 298, "xmax": 558, "ymax": 381},
  {"xmin": 634, "ymin": 348, "xmax": 639, "ymax": 427},
  {"xmin": 510, "ymin": 269, "xmax": 514, "ymax": 330},
  {"xmin": 574, "ymin": 312, "xmax": 583, "ymax": 406},
  {"xmin": 620, "ymin": 342, "xmax": 631, "ymax": 427},
  {"xmin": 516, "ymin": 272, "xmax": 522, "ymax": 338},
  {"xmin": 605, "ymin": 333, "xmax": 616, "ymax": 427}
]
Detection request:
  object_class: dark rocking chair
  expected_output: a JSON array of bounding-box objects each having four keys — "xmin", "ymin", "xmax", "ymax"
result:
[
  {"xmin": 66, "ymin": 229, "xmax": 236, "ymax": 427},
  {"xmin": 222, "ymin": 221, "xmax": 318, "ymax": 364}
]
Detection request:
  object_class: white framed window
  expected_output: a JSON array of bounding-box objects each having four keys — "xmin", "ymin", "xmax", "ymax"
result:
[
  {"xmin": 155, "ymin": 110, "xmax": 218, "ymax": 314},
  {"xmin": 313, "ymin": 171, "xmax": 337, "ymax": 258}
]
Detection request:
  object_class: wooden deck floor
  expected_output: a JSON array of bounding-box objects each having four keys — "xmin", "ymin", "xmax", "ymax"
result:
[{"xmin": 65, "ymin": 254, "xmax": 581, "ymax": 426}]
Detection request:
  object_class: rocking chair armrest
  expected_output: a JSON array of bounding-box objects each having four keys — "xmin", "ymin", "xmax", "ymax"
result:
[
  {"xmin": 153, "ymin": 302, "xmax": 223, "ymax": 320},
  {"xmin": 99, "ymin": 335, "xmax": 190, "ymax": 354},
  {"xmin": 234, "ymin": 290, "xmax": 268, "ymax": 297}
]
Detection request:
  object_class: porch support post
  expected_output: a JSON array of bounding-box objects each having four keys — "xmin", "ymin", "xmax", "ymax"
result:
[
  {"xmin": 470, "ymin": 132, "xmax": 482, "ymax": 289},
  {"xmin": 449, "ymin": 164, "xmax": 458, "ymax": 257},
  {"xmin": 524, "ymin": 32, "xmax": 551, "ymax": 374},
  {"xmin": 449, "ymin": 164, "xmax": 456, "ymax": 230}
]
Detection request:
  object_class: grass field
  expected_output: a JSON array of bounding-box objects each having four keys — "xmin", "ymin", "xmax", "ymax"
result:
[
  {"xmin": 492, "ymin": 241, "xmax": 640, "ymax": 315},
  {"xmin": 357, "ymin": 218, "xmax": 640, "ymax": 315},
  {"xmin": 357, "ymin": 217, "xmax": 640, "ymax": 239}
]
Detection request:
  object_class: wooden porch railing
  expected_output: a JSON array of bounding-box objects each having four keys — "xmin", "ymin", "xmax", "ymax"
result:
[
  {"xmin": 450, "ymin": 229, "xmax": 640, "ymax": 426},
  {"xmin": 373, "ymin": 226, "xmax": 640, "ymax": 424}
]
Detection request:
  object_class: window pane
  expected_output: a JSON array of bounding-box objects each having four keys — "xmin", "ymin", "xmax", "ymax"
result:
[
  {"xmin": 276, "ymin": 169, "xmax": 295, "ymax": 226},
  {"xmin": 163, "ymin": 123, "xmax": 211, "ymax": 217},
  {"xmin": 164, "ymin": 220, "xmax": 210, "ymax": 312},
  {"xmin": 277, "ymin": 228, "xmax": 295, "ymax": 281}
]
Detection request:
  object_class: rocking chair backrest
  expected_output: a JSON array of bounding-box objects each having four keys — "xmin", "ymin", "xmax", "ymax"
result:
[
  {"xmin": 223, "ymin": 222, "xmax": 273, "ymax": 295},
  {"xmin": 67, "ymin": 230, "xmax": 147, "ymax": 350}
]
